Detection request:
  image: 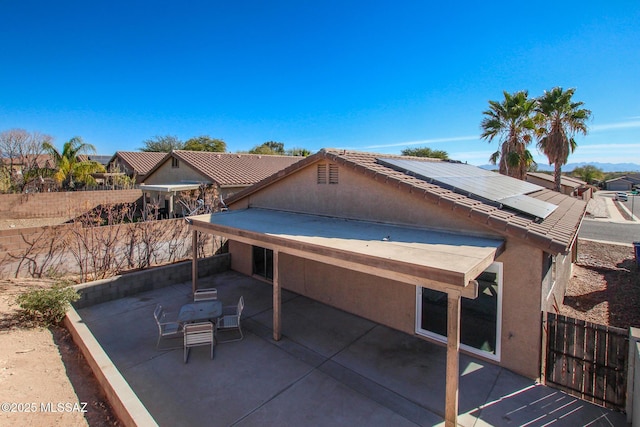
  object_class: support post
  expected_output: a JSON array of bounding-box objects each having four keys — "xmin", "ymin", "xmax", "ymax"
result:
[
  {"xmin": 191, "ymin": 230, "xmax": 198, "ymax": 295},
  {"xmin": 445, "ymin": 291, "xmax": 461, "ymax": 427},
  {"xmin": 273, "ymin": 250, "xmax": 281, "ymax": 341}
]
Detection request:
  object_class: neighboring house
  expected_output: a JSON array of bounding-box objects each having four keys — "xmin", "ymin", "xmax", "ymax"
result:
[
  {"xmin": 76, "ymin": 154, "xmax": 112, "ymax": 167},
  {"xmin": 526, "ymin": 172, "xmax": 591, "ymax": 201},
  {"xmin": 605, "ymin": 175, "xmax": 640, "ymax": 191},
  {"xmin": 141, "ymin": 150, "xmax": 304, "ymax": 217},
  {"xmin": 106, "ymin": 151, "xmax": 166, "ymax": 183}
]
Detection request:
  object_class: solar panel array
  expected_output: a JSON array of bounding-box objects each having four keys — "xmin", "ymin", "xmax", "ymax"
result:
[{"xmin": 378, "ymin": 158, "xmax": 557, "ymax": 220}]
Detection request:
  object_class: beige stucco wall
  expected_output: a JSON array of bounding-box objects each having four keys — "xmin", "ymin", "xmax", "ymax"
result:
[
  {"xmin": 245, "ymin": 160, "xmax": 491, "ymax": 235},
  {"xmin": 494, "ymin": 241, "xmax": 544, "ymax": 378},
  {"xmin": 143, "ymin": 158, "xmax": 209, "ymax": 185},
  {"xmin": 224, "ymin": 160, "xmax": 573, "ymax": 380}
]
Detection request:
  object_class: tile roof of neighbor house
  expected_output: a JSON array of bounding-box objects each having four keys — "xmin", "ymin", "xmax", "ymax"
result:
[
  {"xmin": 110, "ymin": 151, "xmax": 167, "ymax": 176},
  {"xmin": 167, "ymin": 150, "xmax": 304, "ymax": 186},
  {"xmin": 527, "ymin": 172, "xmax": 586, "ymax": 187},
  {"xmin": 227, "ymin": 149, "xmax": 587, "ymax": 255}
]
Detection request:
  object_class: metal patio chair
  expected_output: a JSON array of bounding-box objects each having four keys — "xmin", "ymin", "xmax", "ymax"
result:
[
  {"xmin": 183, "ymin": 321, "xmax": 215, "ymax": 363},
  {"xmin": 193, "ymin": 288, "xmax": 218, "ymax": 301},
  {"xmin": 216, "ymin": 296, "xmax": 244, "ymax": 343},
  {"xmin": 154, "ymin": 304, "xmax": 183, "ymax": 350}
]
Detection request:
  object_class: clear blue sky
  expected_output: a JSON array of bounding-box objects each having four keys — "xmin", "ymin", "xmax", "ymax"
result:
[{"xmin": 1, "ymin": 1, "xmax": 638, "ymax": 166}]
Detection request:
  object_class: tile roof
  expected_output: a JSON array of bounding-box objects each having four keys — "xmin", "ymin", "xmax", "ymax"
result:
[
  {"xmin": 527, "ymin": 172, "xmax": 586, "ymax": 187},
  {"xmin": 110, "ymin": 152, "xmax": 167, "ymax": 176},
  {"xmin": 228, "ymin": 149, "xmax": 586, "ymax": 255},
  {"xmin": 170, "ymin": 151, "xmax": 304, "ymax": 186}
]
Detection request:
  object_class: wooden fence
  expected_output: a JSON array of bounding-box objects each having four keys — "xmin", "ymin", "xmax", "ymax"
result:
[{"xmin": 544, "ymin": 312, "xmax": 628, "ymax": 411}]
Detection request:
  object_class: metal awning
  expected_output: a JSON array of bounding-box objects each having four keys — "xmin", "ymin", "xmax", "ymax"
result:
[{"xmin": 140, "ymin": 183, "xmax": 204, "ymax": 192}]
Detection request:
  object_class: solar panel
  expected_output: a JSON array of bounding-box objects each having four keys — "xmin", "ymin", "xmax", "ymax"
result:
[{"xmin": 378, "ymin": 158, "xmax": 557, "ymax": 220}]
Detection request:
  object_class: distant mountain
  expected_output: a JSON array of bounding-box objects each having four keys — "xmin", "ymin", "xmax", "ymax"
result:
[{"xmin": 479, "ymin": 162, "xmax": 640, "ymax": 173}]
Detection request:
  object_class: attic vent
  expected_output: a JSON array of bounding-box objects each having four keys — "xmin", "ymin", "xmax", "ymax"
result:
[
  {"xmin": 317, "ymin": 164, "xmax": 327, "ymax": 184},
  {"xmin": 329, "ymin": 164, "xmax": 339, "ymax": 184}
]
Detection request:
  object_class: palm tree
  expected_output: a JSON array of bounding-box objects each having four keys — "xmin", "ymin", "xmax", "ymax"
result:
[
  {"xmin": 480, "ymin": 90, "xmax": 537, "ymax": 180},
  {"xmin": 42, "ymin": 136, "xmax": 100, "ymax": 189},
  {"xmin": 535, "ymin": 87, "xmax": 591, "ymax": 192}
]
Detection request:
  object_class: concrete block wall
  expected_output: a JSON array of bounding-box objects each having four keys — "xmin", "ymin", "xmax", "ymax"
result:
[
  {"xmin": 0, "ymin": 189, "xmax": 142, "ymax": 219},
  {"xmin": 73, "ymin": 253, "xmax": 231, "ymax": 308}
]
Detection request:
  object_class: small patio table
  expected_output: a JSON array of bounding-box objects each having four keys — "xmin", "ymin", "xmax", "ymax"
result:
[{"xmin": 177, "ymin": 300, "xmax": 223, "ymax": 324}]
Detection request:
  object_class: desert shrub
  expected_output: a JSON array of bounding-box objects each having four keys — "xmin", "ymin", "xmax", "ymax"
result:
[{"xmin": 16, "ymin": 282, "xmax": 80, "ymax": 326}]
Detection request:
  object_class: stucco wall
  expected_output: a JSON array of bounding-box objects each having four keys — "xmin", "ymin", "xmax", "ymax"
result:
[
  {"xmin": 494, "ymin": 240, "xmax": 544, "ymax": 378},
  {"xmin": 143, "ymin": 159, "xmax": 208, "ymax": 184},
  {"xmin": 246, "ymin": 160, "xmax": 491, "ymax": 235}
]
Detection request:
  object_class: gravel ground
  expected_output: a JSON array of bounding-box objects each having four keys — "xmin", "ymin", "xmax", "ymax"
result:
[{"xmin": 560, "ymin": 239, "xmax": 640, "ymax": 329}]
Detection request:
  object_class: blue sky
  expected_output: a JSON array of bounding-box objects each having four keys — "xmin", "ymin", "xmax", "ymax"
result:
[{"xmin": 1, "ymin": 1, "xmax": 639, "ymax": 166}]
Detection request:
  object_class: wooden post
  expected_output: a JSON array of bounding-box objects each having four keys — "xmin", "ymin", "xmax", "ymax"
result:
[
  {"xmin": 445, "ymin": 291, "xmax": 461, "ymax": 427},
  {"xmin": 273, "ymin": 250, "xmax": 281, "ymax": 341},
  {"xmin": 191, "ymin": 230, "xmax": 198, "ymax": 295}
]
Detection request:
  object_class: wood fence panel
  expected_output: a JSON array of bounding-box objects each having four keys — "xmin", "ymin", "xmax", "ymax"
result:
[{"xmin": 545, "ymin": 312, "xmax": 628, "ymax": 411}]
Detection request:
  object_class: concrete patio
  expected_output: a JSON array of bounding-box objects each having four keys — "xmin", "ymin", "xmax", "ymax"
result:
[{"xmin": 76, "ymin": 271, "xmax": 627, "ymax": 426}]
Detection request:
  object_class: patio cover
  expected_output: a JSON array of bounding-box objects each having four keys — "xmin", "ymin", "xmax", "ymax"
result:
[
  {"xmin": 140, "ymin": 183, "xmax": 204, "ymax": 218},
  {"xmin": 188, "ymin": 208, "xmax": 504, "ymax": 427}
]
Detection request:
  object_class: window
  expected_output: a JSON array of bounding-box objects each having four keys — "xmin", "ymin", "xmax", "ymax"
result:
[
  {"xmin": 171, "ymin": 158, "xmax": 179, "ymax": 168},
  {"xmin": 416, "ymin": 262, "xmax": 502, "ymax": 360},
  {"xmin": 252, "ymin": 246, "xmax": 273, "ymax": 281}
]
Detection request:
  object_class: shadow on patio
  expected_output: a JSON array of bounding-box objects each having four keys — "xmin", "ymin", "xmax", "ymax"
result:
[{"xmin": 76, "ymin": 271, "xmax": 626, "ymax": 426}]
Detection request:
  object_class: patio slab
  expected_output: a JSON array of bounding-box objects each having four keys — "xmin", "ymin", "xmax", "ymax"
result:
[{"xmin": 77, "ymin": 271, "xmax": 628, "ymax": 426}]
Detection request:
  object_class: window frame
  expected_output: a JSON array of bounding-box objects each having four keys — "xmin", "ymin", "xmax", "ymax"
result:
[{"xmin": 415, "ymin": 262, "xmax": 503, "ymax": 361}]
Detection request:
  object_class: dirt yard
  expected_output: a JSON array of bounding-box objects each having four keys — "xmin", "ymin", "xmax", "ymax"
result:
[
  {"xmin": 0, "ymin": 238, "xmax": 637, "ymax": 426},
  {"xmin": 560, "ymin": 239, "xmax": 640, "ymax": 329},
  {"xmin": 0, "ymin": 278, "xmax": 119, "ymax": 427}
]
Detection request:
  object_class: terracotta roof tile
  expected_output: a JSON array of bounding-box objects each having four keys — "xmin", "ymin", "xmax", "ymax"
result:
[
  {"xmin": 112, "ymin": 152, "xmax": 166, "ymax": 176},
  {"xmin": 171, "ymin": 151, "xmax": 303, "ymax": 186}
]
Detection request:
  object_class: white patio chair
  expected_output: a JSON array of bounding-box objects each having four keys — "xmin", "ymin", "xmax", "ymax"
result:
[
  {"xmin": 154, "ymin": 304, "xmax": 183, "ymax": 350},
  {"xmin": 183, "ymin": 321, "xmax": 214, "ymax": 363},
  {"xmin": 193, "ymin": 288, "xmax": 218, "ymax": 301},
  {"xmin": 216, "ymin": 296, "xmax": 244, "ymax": 343}
]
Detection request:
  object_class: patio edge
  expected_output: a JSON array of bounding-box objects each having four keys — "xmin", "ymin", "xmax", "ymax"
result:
[{"xmin": 64, "ymin": 306, "xmax": 158, "ymax": 427}]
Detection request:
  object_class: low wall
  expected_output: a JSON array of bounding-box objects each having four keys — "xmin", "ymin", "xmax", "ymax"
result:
[
  {"xmin": 0, "ymin": 189, "xmax": 142, "ymax": 219},
  {"xmin": 64, "ymin": 308, "xmax": 158, "ymax": 427},
  {"xmin": 73, "ymin": 253, "xmax": 231, "ymax": 308}
]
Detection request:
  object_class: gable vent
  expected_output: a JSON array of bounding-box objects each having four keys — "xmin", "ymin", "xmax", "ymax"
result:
[
  {"xmin": 317, "ymin": 164, "xmax": 327, "ymax": 184},
  {"xmin": 329, "ymin": 164, "xmax": 339, "ymax": 184}
]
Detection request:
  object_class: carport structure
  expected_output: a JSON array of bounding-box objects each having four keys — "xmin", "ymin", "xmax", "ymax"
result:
[{"xmin": 188, "ymin": 208, "xmax": 504, "ymax": 427}]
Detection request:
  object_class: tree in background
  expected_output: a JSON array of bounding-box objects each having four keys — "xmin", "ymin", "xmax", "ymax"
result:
[
  {"xmin": 140, "ymin": 135, "xmax": 183, "ymax": 152},
  {"xmin": 401, "ymin": 147, "xmax": 449, "ymax": 159},
  {"xmin": 286, "ymin": 147, "xmax": 312, "ymax": 156},
  {"xmin": 535, "ymin": 87, "xmax": 591, "ymax": 192},
  {"xmin": 42, "ymin": 136, "xmax": 104, "ymax": 190},
  {"xmin": 480, "ymin": 90, "xmax": 537, "ymax": 180},
  {"xmin": 248, "ymin": 141, "xmax": 286, "ymax": 155},
  {"xmin": 183, "ymin": 136, "xmax": 227, "ymax": 152},
  {"xmin": 572, "ymin": 165, "xmax": 603, "ymax": 185},
  {"xmin": 0, "ymin": 129, "xmax": 52, "ymax": 193}
]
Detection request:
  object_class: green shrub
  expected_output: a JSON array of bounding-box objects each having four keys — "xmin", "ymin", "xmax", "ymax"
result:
[{"xmin": 16, "ymin": 282, "xmax": 80, "ymax": 326}]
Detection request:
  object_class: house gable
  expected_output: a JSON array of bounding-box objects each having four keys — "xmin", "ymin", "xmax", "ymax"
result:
[
  {"xmin": 143, "ymin": 154, "xmax": 210, "ymax": 185},
  {"xmin": 240, "ymin": 158, "xmax": 496, "ymax": 237},
  {"xmin": 228, "ymin": 149, "xmax": 586, "ymax": 255}
]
